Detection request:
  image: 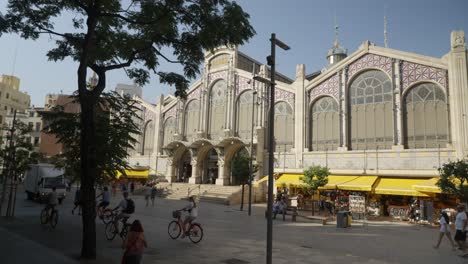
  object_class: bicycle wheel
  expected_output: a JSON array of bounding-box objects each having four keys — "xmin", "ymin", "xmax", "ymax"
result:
[
  {"xmin": 167, "ymin": 221, "xmax": 181, "ymax": 239},
  {"xmin": 101, "ymin": 209, "xmax": 113, "ymax": 224},
  {"xmin": 188, "ymin": 223, "xmax": 203, "ymax": 244},
  {"xmin": 121, "ymin": 224, "xmax": 130, "ymax": 240},
  {"xmin": 50, "ymin": 210, "xmax": 59, "ymax": 229},
  {"xmin": 40, "ymin": 208, "xmax": 49, "ymax": 225},
  {"xmin": 105, "ymin": 222, "xmax": 118, "ymax": 241}
]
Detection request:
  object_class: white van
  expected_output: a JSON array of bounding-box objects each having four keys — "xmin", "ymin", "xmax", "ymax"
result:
[{"xmin": 24, "ymin": 164, "xmax": 67, "ymax": 203}]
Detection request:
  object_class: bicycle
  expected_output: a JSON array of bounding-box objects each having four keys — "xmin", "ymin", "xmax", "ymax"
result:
[
  {"xmin": 40, "ymin": 205, "xmax": 59, "ymax": 229},
  {"xmin": 105, "ymin": 211, "xmax": 131, "ymax": 241},
  {"xmin": 168, "ymin": 210, "xmax": 203, "ymax": 244},
  {"xmin": 96, "ymin": 203, "xmax": 113, "ymax": 224}
]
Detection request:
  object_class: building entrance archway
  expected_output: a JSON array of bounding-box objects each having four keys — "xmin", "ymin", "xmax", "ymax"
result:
[{"xmin": 176, "ymin": 150, "xmax": 191, "ymax": 183}]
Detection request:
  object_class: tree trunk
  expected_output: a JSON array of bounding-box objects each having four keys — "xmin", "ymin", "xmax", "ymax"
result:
[
  {"xmin": 80, "ymin": 96, "xmax": 97, "ymax": 259},
  {"xmin": 240, "ymin": 183, "xmax": 245, "ymax": 211}
]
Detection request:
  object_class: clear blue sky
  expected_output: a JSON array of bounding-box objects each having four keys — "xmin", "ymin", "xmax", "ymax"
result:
[{"xmin": 0, "ymin": 0, "xmax": 467, "ymax": 106}]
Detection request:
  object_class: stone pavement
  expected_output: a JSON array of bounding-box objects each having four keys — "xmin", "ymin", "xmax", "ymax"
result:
[{"xmin": 1, "ymin": 188, "xmax": 467, "ymax": 264}]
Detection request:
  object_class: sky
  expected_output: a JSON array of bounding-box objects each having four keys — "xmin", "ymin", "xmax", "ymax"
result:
[{"xmin": 0, "ymin": 0, "xmax": 467, "ymax": 107}]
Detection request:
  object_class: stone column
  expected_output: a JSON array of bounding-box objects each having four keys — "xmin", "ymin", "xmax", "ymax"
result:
[
  {"xmin": 154, "ymin": 95, "xmax": 164, "ymax": 155},
  {"xmin": 338, "ymin": 68, "xmax": 348, "ymax": 151},
  {"xmin": 393, "ymin": 59, "xmax": 404, "ymax": 149},
  {"xmin": 294, "ymin": 64, "xmax": 306, "ymax": 166},
  {"xmin": 447, "ymin": 31, "xmax": 468, "ymax": 158},
  {"xmin": 165, "ymin": 158, "xmax": 176, "ymax": 183}
]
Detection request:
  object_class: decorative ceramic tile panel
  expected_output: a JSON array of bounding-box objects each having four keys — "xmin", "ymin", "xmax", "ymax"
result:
[
  {"xmin": 275, "ymin": 88, "xmax": 295, "ymax": 101},
  {"xmin": 143, "ymin": 106, "xmax": 156, "ymax": 121},
  {"xmin": 401, "ymin": 61, "xmax": 447, "ymax": 91},
  {"xmin": 237, "ymin": 76, "xmax": 251, "ymax": 93},
  {"xmin": 187, "ymin": 87, "xmax": 201, "ymax": 100},
  {"xmin": 309, "ymin": 74, "xmax": 339, "ymax": 102},
  {"xmin": 348, "ymin": 54, "xmax": 392, "ymax": 78},
  {"xmin": 164, "ymin": 106, "xmax": 177, "ymax": 118},
  {"xmin": 209, "ymin": 71, "xmax": 227, "ymax": 83}
]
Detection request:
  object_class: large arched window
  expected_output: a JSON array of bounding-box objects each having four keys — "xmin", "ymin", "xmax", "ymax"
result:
[
  {"xmin": 310, "ymin": 96, "xmax": 339, "ymax": 151},
  {"xmin": 162, "ymin": 117, "xmax": 177, "ymax": 147},
  {"xmin": 184, "ymin": 99, "xmax": 200, "ymax": 141},
  {"xmin": 274, "ymin": 101, "xmax": 294, "ymax": 152},
  {"xmin": 208, "ymin": 80, "xmax": 227, "ymax": 140},
  {"xmin": 142, "ymin": 120, "xmax": 155, "ymax": 154},
  {"xmin": 236, "ymin": 90, "xmax": 255, "ymax": 140},
  {"xmin": 403, "ymin": 83, "xmax": 448, "ymax": 149},
  {"xmin": 349, "ymin": 70, "xmax": 393, "ymax": 150}
]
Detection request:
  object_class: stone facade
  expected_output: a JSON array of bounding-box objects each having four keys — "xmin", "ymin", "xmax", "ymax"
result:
[{"xmin": 128, "ymin": 31, "xmax": 468, "ymax": 185}]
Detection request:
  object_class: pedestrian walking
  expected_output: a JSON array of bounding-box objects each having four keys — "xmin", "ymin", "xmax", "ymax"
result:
[
  {"xmin": 130, "ymin": 182, "xmax": 135, "ymax": 195},
  {"xmin": 144, "ymin": 184, "xmax": 151, "ymax": 207},
  {"xmin": 111, "ymin": 182, "xmax": 117, "ymax": 196},
  {"xmin": 122, "ymin": 220, "xmax": 147, "ymax": 264},
  {"xmin": 71, "ymin": 188, "xmax": 81, "ymax": 215},
  {"xmin": 454, "ymin": 204, "xmax": 467, "ymax": 256},
  {"xmin": 433, "ymin": 210, "xmax": 456, "ymax": 250},
  {"xmin": 150, "ymin": 185, "xmax": 157, "ymax": 207}
]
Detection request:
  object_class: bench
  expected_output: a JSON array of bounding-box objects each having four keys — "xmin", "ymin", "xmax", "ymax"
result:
[
  {"xmin": 303, "ymin": 215, "xmax": 328, "ymax": 225},
  {"xmin": 264, "ymin": 206, "xmax": 299, "ymax": 222}
]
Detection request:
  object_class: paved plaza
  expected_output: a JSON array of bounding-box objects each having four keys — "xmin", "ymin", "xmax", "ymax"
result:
[{"xmin": 0, "ymin": 188, "xmax": 466, "ymax": 264}]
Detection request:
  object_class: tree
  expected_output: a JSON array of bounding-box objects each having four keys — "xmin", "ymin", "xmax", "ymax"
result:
[
  {"xmin": 301, "ymin": 165, "xmax": 329, "ymax": 215},
  {"xmin": 1, "ymin": 1, "xmax": 255, "ymax": 258},
  {"xmin": 43, "ymin": 92, "xmax": 141, "ymax": 186},
  {"xmin": 231, "ymin": 151, "xmax": 251, "ymax": 211},
  {"xmin": 437, "ymin": 159, "xmax": 468, "ymax": 204},
  {"xmin": 0, "ymin": 119, "xmax": 40, "ymax": 216}
]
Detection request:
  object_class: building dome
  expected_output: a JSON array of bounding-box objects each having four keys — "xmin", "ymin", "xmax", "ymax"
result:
[{"xmin": 326, "ymin": 39, "xmax": 347, "ymax": 65}]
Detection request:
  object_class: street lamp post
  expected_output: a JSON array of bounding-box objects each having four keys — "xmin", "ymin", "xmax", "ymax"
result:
[
  {"xmin": 255, "ymin": 33, "xmax": 290, "ymax": 264},
  {"xmin": 248, "ymin": 85, "xmax": 257, "ymax": 216}
]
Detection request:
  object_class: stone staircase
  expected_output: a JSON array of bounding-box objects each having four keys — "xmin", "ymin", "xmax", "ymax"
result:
[{"xmin": 157, "ymin": 183, "xmax": 244, "ymax": 205}]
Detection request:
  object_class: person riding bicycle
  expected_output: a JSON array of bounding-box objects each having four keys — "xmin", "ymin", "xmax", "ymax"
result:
[
  {"xmin": 179, "ymin": 196, "xmax": 198, "ymax": 238},
  {"xmin": 96, "ymin": 186, "xmax": 111, "ymax": 212},
  {"xmin": 46, "ymin": 187, "xmax": 59, "ymax": 214},
  {"xmin": 112, "ymin": 191, "xmax": 135, "ymax": 229}
]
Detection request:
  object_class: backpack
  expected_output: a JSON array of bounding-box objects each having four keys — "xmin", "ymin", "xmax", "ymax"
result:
[{"xmin": 125, "ymin": 199, "xmax": 135, "ymax": 214}]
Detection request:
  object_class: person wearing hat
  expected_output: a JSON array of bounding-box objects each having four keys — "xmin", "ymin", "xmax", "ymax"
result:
[
  {"xmin": 454, "ymin": 204, "xmax": 467, "ymax": 255},
  {"xmin": 179, "ymin": 196, "xmax": 198, "ymax": 238}
]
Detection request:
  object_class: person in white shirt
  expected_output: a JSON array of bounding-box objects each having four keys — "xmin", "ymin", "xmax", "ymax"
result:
[
  {"xmin": 144, "ymin": 184, "xmax": 152, "ymax": 207},
  {"xmin": 454, "ymin": 204, "xmax": 467, "ymax": 254},
  {"xmin": 433, "ymin": 211, "xmax": 456, "ymax": 250},
  {"xmin": 180, "ymin": 196, "xmax": 198, "ymax": 238},
  {"xmin": 46, "ymin": 187, "xmax": 59, "ymax": 215}
]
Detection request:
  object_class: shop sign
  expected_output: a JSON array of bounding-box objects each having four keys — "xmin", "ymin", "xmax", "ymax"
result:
[{"xmin": 349, "ymin": 195, "xmax": 365, "ymax": 213}]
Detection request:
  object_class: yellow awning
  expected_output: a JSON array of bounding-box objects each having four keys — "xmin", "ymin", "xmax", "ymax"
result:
[
  {"xmin": 374, "ymin": 178, "xmax": 430, "ymax": 197},
  {"xmin": 336, "ymin": 176, "xmax": 378, "ymax": 191},
  {"xmin": 412, "ymin": 178, "xmax": 442, "ymax": 193},
  {"xmin": 319, "ymin": 175, "xmax": 358, "ymax": 190},
  {"xmin": 116, "ymin": 169, "xmax": 149, "ymax": 179},
  {"xmin": 253, "ymin": 175, "xmax": 269, "ymax": 185},
  {"xmin": 274, "ymin": 174, "xmax": 306, "ymax": 187}
]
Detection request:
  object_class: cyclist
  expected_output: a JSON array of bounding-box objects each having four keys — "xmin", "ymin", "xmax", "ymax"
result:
[
  {"xmin": 112, "ymin": 191, "xmax": 135, "ymax": 230},
  {"xmin": 46, "ymin": 187, "xmax": 59, "ymax": 214},
  {"xmin": 96, "ymin": 186, "xmax": 111, "ymax": 215},
  {"xmin": 180, "ymin": 196, "xmax": 198, "ymax": 238}
]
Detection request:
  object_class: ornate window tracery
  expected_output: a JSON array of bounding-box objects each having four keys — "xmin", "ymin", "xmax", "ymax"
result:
[
  {"xmin": 310, "ymin": 96, "xmax": 340, "ymax": 151},
  {"xmin": 403, "ymin": 83, "xmax": 448, "ymax": 149},
  {"xmin": 236, "ymin": 90, "xmax": 255, "ymax": 140},
  {"xmin": 162, "ymin": 117, "xmax": 177, "ymax": 147},
  {"xmin": 349, "ymin": 70, "xmax": 393, "ymax": 150},
  {"xmin": 184, "ymin": 99, "xmax": 200, "ymax": 141},
  {"xmin": 208, "ymin": 80, "xmax": 227, "ymax": 140},
  {"xmin": 274, "ymin": 101, "xmax": 294, "ymax": 152}
]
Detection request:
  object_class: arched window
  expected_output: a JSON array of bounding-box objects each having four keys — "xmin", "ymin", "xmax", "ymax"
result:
[
  {"xmin": 236, "ymin": 90, "xmax": 255, "ymax": 140},
  {"xmin": 310, "ymin": 96, "xmax": 339, "ymax": 151},
  {"xmin": 208, "ymin": 80, "xmax": 227, "ymax": 140},
  {"xmin": 274, "ymin": 101, "xmax": 294, "ymax": 152},
  {"xmin": 162, "ymin": 117, "xmax": 177, "ymax": 147},
  {"xmin": 184, "ymin": 99, "xmax": 200, "ymax": 141},
  {"xmin": 349, "ymin": 70, "xmax": 393, "ymax": 150},
  {"xmin": 142, "ymin": 120, "xmax": 155, "ymax": 154},
  {"xmin": 403, "ymin": 83, "xmax": 448, "ymax": 149}
]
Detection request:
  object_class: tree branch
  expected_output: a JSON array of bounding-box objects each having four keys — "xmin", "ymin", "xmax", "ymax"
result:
[{"xmin": 154, "ymin": 48, "xmax": 183, "ymax": 64}]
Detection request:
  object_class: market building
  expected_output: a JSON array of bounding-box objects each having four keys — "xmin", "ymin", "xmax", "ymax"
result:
[{"xmin": 129, "ymin": 30, "xmax": 468, "ymax": 220}]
